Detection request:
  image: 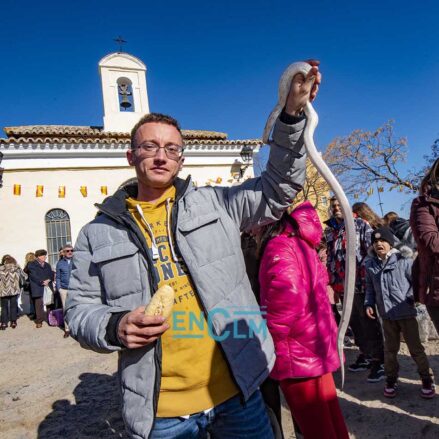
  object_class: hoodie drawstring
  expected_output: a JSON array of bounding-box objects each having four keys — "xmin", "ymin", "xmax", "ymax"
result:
[
  {"xmin": 135, "ymin": 204, "xmax": 160, "ymax": 260},
  {"xmin": 135, "ymin": 200, "xmax": 179, "ymax": 263}
]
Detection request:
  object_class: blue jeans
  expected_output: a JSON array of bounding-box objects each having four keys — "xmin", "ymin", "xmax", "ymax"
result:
[{"xmin": 150, "ymin": 390, "xmax": 275, "ymax": 438}]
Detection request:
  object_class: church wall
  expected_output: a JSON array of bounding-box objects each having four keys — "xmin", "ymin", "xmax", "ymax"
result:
[
  {"xmin": 0, "ymin": 167, "xmax": 133, "ymax": 265},
  {"xmin": 0, "ymin": 164, "xmax": 250, "ymax": 265}
]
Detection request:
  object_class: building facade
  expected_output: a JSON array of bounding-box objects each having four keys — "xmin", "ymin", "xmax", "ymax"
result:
[{"xmin": 0, "ymin": 52, "xmax": 260, "ymax": 266}]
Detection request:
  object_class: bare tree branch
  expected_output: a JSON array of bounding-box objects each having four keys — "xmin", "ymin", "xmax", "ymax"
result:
[{"xmin": 324, "ymin": 120, "xmax": 418, "ymax": 198}]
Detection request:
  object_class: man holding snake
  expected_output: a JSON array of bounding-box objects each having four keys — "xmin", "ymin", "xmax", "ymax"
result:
[{"xmin": 66, "ymin": 61, "xmax": 321, "ymax": 439}]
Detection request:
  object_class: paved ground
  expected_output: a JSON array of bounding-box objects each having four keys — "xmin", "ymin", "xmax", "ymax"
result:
[{"xmin": 1, "ymin": 316, "xmax": 439, "ymax": 438}]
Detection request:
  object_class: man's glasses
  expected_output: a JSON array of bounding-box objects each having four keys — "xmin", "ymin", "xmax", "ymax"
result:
[
  {"xmin": 65, "ymin": 250, "xmax": 74, "ymax": 253},
  {"xmin": 135, "ymin": 142, "xmax": 184, "ymax": 161}
]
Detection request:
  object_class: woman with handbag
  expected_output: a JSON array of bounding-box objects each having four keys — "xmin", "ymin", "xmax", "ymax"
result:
[
  {"xmin": 27, "ymin": 249, "xmax": 54, "ymax": 328},
  {"xmin": 0, "ymin": 255, "xmax": 24, "ymax": 330}
]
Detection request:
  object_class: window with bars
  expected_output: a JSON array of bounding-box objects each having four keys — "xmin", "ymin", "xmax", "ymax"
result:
[{"xmin": 45, "ymin": 209, "xmax": 72, "ymax": 267}]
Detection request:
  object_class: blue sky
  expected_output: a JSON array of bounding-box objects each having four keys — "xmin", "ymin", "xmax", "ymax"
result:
[{"xmin": 2, "ymin": 0, "xmax": 438, "ymax": 216}]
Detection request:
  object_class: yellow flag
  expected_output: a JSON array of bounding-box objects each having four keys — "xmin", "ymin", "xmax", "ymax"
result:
[
  {"xmin": 100, "ymin": 186, "xmax": 108, "ymax": 195},
  {"xmin": 215, "ymin": 177, "xmax": 222, "ymax": 184},
  {"xmin": 354, "ymin": 193, "xmax": 359, "ymax": 199},
  {"xmin": 367, "ymin": 188, "xmax": 374, "ymax": 196},
  {"xmin": 58, "ymin": 186, "xmax": 66, "ymax": 198},
  {"xmin": 80, "ymin": 186, "xmax": 88, "ymax": 197},
  {"xmin": 36, "ymin": 185, "xmax": 44, "ymax": 197},
  {"xmin": 13, "ymin": 184, "xmax": 21, "ymax": 196},
  {"xmin": 378, "ymin": 186, "xmax": 384, "ymax": 193}
]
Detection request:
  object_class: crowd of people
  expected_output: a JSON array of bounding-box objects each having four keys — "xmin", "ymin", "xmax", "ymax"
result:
[
  {"xmin": 2, "ymin": 60, "xmax": 439, "ymax": 439},
  {"xmin": 0, "ymin": 245, "xmax": 73, "ymax": 336},
  {"xmin": 239, "ymin": 184, "xmax": 439, "ymax": 437}
]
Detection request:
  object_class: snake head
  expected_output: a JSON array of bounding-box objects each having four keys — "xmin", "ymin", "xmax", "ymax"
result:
[{"xmin": 262, "ymin": 61, "xmax": 312, "ymax": 144}]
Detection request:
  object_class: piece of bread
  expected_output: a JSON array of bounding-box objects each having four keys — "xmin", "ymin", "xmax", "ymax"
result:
[{"xmin": 144, "ymin": 285, "xmax": 175, "ymax": 319}]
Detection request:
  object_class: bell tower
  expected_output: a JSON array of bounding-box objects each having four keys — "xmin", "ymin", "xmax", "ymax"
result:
[{"xmin": 99, "ymin": 52, "xmax": 150, "ymax": 133}]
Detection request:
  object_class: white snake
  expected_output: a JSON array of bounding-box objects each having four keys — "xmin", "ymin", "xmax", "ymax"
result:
[{"xmin": 263, "ymin": 62, "xmax": 356, "ymax": 387}]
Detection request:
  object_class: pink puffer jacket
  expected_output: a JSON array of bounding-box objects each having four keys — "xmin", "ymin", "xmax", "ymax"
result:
[{"xmin": 259, "ymin": 201, "xmax": 340, "ymax": 380}]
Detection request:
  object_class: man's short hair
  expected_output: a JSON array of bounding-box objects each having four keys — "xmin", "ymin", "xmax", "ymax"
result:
[
  {"xmin": 329, "ymin": 196, "xmax": 338, "ymax": 204},
  {"xmin": 62, "ymin": 244, "xmax": 73, "ymax": 251},
  {"xmin": 35, "ymin": 249, "xmax": 47, "ymax": 257},
  {"xmin": 130, "ymin": 113, "xmax": 183, "ymax": 149}
]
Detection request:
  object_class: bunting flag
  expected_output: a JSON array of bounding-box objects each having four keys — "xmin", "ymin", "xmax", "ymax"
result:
[
  {"xmin": 378, "ymin": 186, "xmax": 384, "ymax": 193},
  {"xmin": 58, "ymin": 186, "xmax": 66, "ymax": 198},
  {"xmin": 8, "ymin": 178, "xmax": 243, "ymax": 198},
  {"xmin": 367, "ymin": 188, "xmax": 374, "ymax": 196},
  {"xmin": 353, "ymin": 193, "xmax": 359, "ymax": 199},
  {"xmin": 398, "ymin": 185, "xmax": 403, "ymax": 192},
  {"xmin": 13, "ymin": 184, "xmax": 21, "ymax": 196}
]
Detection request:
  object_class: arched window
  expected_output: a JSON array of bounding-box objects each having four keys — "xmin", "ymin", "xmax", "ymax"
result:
[
  {"xmin": 117, "ymin": 77, "xmax": 134, "ymax": 112},
  {"xmin": 45, "ymin": 209, "xmax": 72, "ymax": 267}
]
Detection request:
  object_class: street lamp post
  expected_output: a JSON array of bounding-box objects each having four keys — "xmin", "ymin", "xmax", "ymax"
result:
[{"xmin": 239, "ymin": 145, "xmax": 253, "ymax": 179}]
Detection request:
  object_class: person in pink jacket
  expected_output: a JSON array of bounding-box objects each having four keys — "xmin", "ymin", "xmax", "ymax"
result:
[{"xmin": 259, "ymin": 201, "xmax": 349, "ymax": 439}]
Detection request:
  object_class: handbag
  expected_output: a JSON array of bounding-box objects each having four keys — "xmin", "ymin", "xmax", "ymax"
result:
[
  {"xmin": 43, "ymin": 285, "xmax": 54, "ymax": 306},
  {"xmin": 48, "ymin": 308, "xmax": 64, "ymax": 327}
]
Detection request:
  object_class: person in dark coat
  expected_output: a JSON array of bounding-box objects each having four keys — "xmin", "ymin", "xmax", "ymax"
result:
[
  {"xmin": 411, "ymin": 158, "xmax": 439, "ymax": 334},
  {"xmin": 383, "ymin": 211, "xmax": 417, "ymax": 251},
  {"xmin": 27, "ymin": 249, "xmax": 54, "ymax": 328},
  {"xmin": 56, "ymin": 244, "xmax": 74, "ymax": 337}
]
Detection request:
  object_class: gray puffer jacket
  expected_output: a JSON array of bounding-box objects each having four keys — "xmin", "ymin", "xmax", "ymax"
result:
[
  {"xmin": 365, "ymin": 247, "xmax": 416, "ymax": 320},
  {"xmin": 65, "ymin": 116, "xmax": 307, "ymax": 439}
]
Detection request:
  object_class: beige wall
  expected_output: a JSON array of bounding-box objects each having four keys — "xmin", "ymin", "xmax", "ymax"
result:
[{"xmin": 0, "ymin": 164, "xmax": 251, "ymax": 265}]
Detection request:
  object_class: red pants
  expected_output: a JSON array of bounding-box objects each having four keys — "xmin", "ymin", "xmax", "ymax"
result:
[{"xmin": 280, "ymin": 373, "xmax": 349, "ymax": 439}]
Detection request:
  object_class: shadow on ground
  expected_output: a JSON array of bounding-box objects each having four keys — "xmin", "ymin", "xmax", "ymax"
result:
[
  {"xmin": 37, "ymin": 373, "xmax": 127, "ymax": 439},
  {"xmin": 334, "ymin": 348, "xmax": 439, "ymax": 438}
]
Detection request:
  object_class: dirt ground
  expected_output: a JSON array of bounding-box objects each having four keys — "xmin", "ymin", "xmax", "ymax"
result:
[{"xmin": 1, "ymin": 317, "xmax": 439, "ymax": 439}]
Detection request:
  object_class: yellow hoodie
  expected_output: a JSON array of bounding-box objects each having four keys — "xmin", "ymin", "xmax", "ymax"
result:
[{"xmin": 127, "ymin": 186, "xmax": 238, "ymax": 417}]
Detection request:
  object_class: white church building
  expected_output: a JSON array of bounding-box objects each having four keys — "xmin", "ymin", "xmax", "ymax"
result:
[{"xmin": 0, "ymin": 52, "xmax": 260, "ymax": 267}]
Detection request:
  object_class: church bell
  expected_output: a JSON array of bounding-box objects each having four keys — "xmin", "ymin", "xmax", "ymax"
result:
[
  {"xmin": 118, "ymin": 82, "xmax": 132, "ymax": 110},
  {"xmin": 120, "ymin": 94, "xmax": 132, "ymax": 109}
]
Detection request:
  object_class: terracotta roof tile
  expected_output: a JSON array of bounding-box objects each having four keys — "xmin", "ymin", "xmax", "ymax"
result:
[
  {"xmin": 0, "ymin": 125, "xmax": 262, "ymax": 147},
  {"xmin": 0, "ymin": 137, "xmax": 261, "ymax": 147},
  {"xmin": 2, "ymin": 125, "xmax": 229, "ymax": 141}
]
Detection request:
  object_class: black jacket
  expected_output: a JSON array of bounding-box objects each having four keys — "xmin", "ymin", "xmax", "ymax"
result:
[{"xmin": 27, "ymin": 260, "xmax": 54, "ymax": 298}]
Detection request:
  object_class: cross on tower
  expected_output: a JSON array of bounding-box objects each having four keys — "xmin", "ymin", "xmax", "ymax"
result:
[{"xmin": 114, "ymin": 36, "xmax": 127, "ymax": 52}]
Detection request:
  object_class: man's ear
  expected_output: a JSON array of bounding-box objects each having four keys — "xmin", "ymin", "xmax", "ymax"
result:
[
  {"xmin": 179, "ymin": 157, "xmax": 185, "ymax": 171},
  {"xmin": 127, "ymin": 149, "xmax": 136, "ymax": 166}
]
